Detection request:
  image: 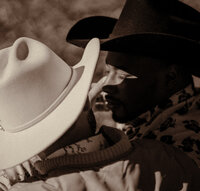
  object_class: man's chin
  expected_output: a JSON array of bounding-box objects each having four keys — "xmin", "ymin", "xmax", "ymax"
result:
[{"xmin": 112, "ymin": 113, "xmax": 130, "ymax": 124}]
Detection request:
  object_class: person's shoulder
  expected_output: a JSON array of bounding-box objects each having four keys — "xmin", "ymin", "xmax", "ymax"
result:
[{"xmin": 127, "ymin": 138, "xmax": 200, "ymax": 190}]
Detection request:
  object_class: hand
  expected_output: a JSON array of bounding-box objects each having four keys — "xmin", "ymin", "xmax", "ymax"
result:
[
  {"xmin": 2, "ymin": 162, "xmax": 32, "ymax": 184},
  {"xmin": 0, "ymin": 155, "xmax": 42, "ymax": 190},
  {"xmin": 34, "ymin": 77, "xmax": 107, "ymax": 165},
  {"xmin": 88, "ymin": 76, "xmax": 107, "ymax": 108}
]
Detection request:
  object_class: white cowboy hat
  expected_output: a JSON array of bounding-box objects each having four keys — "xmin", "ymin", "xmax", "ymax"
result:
[{"xmin": 0, "ymin": 37, "xmax": 100, "ymax": 169}]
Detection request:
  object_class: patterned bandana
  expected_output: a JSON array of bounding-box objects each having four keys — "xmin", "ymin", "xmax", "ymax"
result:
[{"xmin": 122, "ymin": 84, "xmax": 200, "ymax": 167}]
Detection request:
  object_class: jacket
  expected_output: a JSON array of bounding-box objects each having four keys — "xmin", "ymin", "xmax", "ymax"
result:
[{"xmin": 10, "ymin": 126, "xmax": 200, "ymax": 191}]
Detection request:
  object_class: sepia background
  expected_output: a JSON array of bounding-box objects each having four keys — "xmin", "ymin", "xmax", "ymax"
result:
[{"xmin": 0, "ymin": 0, "xmax": 200, "ymax": 81}]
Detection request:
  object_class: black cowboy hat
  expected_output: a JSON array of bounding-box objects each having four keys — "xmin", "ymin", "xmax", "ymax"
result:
[{"xmin": 66, "ymin": 0, "xmax": 200, "ymax": 76}]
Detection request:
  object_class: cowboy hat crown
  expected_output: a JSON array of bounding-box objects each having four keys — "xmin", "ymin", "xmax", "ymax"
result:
[{"xmin": 67, "ymin": 0, "xmax": 200, "ymax": 76}]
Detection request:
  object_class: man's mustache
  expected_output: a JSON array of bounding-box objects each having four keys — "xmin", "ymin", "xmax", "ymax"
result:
[
  {"xmin": 102, "ymin": 85, "xmax": 118, "ymax": 94},
  {"xmin": 105, "ymin": 94, "xmax": 121, "ymax": 105}
]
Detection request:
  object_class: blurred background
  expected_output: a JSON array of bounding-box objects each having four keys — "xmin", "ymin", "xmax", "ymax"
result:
[
  {"xmin": 0, "ymin": 0, "xmax": 199, "ymax": 129},
  {"xmin": 0, "ymin": 0, "xmax": 199, "ymax": 81}
]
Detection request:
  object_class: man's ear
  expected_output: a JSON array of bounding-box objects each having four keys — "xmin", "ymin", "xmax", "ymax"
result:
[{"xmin": 166, "ymin": 65, "xmax": 178, "ymax": 91}]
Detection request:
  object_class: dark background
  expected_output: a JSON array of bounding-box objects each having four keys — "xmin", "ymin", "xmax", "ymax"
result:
[{"xmin": 0, "ymin": 0, "xmax": 199, "ymax": 81}]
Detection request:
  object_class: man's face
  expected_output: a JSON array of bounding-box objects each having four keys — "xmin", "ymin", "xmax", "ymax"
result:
[{"xmin": 102, "ymin": 52, "xmax": 167, "ymax": 123}]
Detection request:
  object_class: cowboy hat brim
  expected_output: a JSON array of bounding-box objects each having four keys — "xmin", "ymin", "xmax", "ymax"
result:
[
  {"xmin": 67, "ymin": 16, "xmax": 200, "ymax": 77},
  {"xmin": 0, "ymin": 38, "xmax": 100, "ymax": 169}
]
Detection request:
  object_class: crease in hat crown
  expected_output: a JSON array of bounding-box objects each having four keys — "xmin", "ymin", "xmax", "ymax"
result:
[
  {"xmin": 0, "ymin": 37, "xmax": 78, "ymax": 133},
  {"xmin": 66, "ymin": 0, "xmax": 200, "ymax": 76},
  {"xmin": 67, "ymin": 0, "xmax": 200, "ymax": 43}
]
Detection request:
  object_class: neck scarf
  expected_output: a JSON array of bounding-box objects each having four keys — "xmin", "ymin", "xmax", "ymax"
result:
[{"xmin": 123, "ymin": 84, "xmax": 200, "ymax": 167}]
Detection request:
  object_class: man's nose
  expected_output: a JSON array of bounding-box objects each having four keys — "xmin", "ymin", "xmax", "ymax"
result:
[
  {"xmin": 16, "ymin": 40, "xmax": 29, "ymax": 60},
  {"xmin": 102, "ymin": 84, "xmax": 118, "ymax": 94},
  {"xmin": 102, "ymin": 72, "xmax": 121, "ymax": 94}
]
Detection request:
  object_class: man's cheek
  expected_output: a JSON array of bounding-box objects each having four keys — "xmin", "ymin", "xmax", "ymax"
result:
[
  {"xmin": 120, "ymin": 78, "xmax": 140, "ymax": 88},
  {"xmin": 117, "ymin": 79, "xmax": 137, "ymax": 97}
]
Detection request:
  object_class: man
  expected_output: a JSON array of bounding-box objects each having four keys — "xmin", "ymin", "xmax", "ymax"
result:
[
  {"xmin": 0, "ymin": 37, "xmax": 200, "ymax": 190},
  {"xmin": 66, "ymin": 0, "xmax": 200, "ymax": 167}
]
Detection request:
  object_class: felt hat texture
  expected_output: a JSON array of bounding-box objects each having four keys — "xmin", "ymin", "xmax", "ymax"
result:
[{"xmin": 67, "ymin": 0, "xmax": 200, "ymax": 76}]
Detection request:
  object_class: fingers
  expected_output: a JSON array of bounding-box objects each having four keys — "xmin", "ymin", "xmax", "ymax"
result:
[
  {"xmin": 16, "ymin": 161, "xmax": 35, "ymax": 181},
  {"xmin": 132, "ymin": 164, "xmax": 140, "ymax": 190},
  {"xmin": 126, "ymin": 163, "xmax": 141, "ymax": 191},
  {"xmin": 179, "ymin": 183, "xmax": 188, "ymax": 191},
  {"xmin": 29, "ymin": 155, "xmax": 42, "ymax": 165},
  {"xmin": 21, "ymin": 161, "xmax": 33, "ymax": 177},
  {"xmin": 15, "ymin": 165, "xmax": 25, "ymax": 181},
  {"xmin": 3, "ymin": 161, "xmax": 34, "ymax": 184},
  {"xmin": 89, "ymin": 76, "xmax": 107, "ymax": 107},
  {"xmin": 154, "ymin": 171, "xmax": 162, "ymax": 191},
  {"xmin": 0, "ymin": 170, "xmax": 11, "ymax": 190},
  {"xmin": 0, "ymin": 156, "xmax": 42, "ymax": 190},
  {"xmin": 4, "ymin": 168, "xmax": 18, "ymax": 184}
]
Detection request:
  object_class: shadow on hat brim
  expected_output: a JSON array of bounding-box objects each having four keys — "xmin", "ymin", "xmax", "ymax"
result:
[{"xmin": 67, "ymin": 16, "xmax": 200, "ymax": 77}]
